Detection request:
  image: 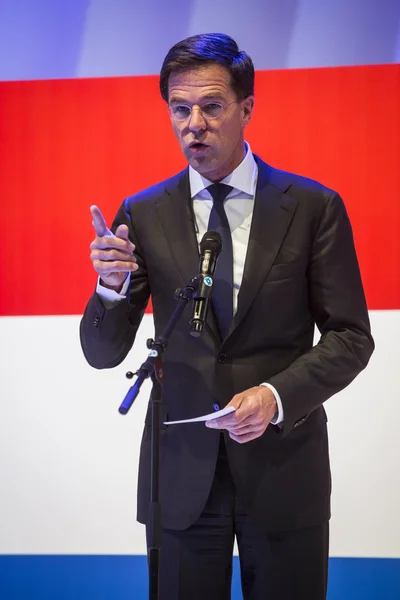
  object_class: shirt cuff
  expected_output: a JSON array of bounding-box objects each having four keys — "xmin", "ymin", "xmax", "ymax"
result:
[
  {"xmin": 96, "ymin": 275, "xmax": 129, "ymax": 308},
  {"xmin": 260, "ymin": 382, "xmax": 284, "ymax": 425}
]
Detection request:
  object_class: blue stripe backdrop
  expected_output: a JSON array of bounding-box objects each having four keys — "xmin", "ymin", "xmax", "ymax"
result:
[{"xmin": 0, "ymin": 556, "xmax": 399, "ymax": 599}]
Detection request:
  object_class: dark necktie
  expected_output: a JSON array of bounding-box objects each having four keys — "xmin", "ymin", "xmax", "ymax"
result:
[{"xmin": 207, "ymin": 183, "xmax": 234, "ymax": 338}]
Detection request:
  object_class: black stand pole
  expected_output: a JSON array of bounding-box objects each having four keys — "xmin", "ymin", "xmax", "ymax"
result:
[
  {"xmin": 118, "ymin": 275, "xmax": 209, "ymax": 600},
  {"xmin": 147, "ymin": 367, "xmax": 162, "ymax": 600}
]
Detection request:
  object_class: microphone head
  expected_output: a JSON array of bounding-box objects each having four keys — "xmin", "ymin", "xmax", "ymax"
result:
[{"xmin": 200, "ymin": 231, "xmax": 222, "ymax": 255}]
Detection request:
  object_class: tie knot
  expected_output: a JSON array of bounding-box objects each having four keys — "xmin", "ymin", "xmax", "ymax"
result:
[{"xmin": 207, "ymin": 183, "xmax": 233, "ymax": 204}]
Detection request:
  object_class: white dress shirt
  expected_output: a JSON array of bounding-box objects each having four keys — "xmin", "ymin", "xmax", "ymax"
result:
[{"xmin": 97, "ymin": 142, "xmax": 284, "ymax": 424}]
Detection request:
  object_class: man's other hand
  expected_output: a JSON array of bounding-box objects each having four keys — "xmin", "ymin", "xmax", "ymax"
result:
[{"xmin": 205, "ymin": 386, "xmax": 278, "ymax": 443}]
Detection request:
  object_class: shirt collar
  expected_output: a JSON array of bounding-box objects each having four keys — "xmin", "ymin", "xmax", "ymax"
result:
[{"xmin": 189, "ymin": 141, "xmax": 257, "ymax": 199}]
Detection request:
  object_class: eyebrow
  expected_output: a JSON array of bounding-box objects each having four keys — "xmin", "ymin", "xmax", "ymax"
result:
[{"xmin": 169, "ymin": 92, "xmax": 226, "ymax": 104}]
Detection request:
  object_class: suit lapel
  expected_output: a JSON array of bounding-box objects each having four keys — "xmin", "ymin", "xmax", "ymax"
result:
[
  {"xmin": 156, "ymin": 169, "xmax": 199, "ymax": 284},
  {"xmin": 156, "ymin": 168, "xmax": 221, "ymax": 340},
  {"xmin": 230, "ymin": 158, "xmax": 298, "ymax": 337}
]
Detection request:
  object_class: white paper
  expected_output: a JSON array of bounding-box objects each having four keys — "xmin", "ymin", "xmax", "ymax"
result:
[{"xmin": 164, "ymin": 406, "xmax": 235, "ymax": 425}]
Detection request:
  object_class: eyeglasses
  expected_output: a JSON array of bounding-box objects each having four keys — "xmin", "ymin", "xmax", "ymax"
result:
[{"xmin": 168, "ymin": 100, "xmax": 238, "ymax": 122}]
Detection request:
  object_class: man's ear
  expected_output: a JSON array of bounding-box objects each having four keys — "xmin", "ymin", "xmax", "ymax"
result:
[{"xmin": 242, "ymin": 96, "xmax": 255, "ymax": 125}]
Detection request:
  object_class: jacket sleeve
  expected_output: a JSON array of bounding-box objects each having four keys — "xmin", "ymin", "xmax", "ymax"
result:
[
  {"xmin": 79, "ymin": 198, "xmax": 151, "ymax": 369},
  {"xmin": 268, "ymin": 191, "xmax": 375, "ymax": 435}
]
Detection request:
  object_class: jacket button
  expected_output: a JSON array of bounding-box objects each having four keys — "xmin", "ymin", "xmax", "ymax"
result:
[
  {"xmin": 217, "ymin": 353, "xmax": 227, "ymax": 364},
  {"xmin": 93, "ymin": 314, "xmax": 100, "ymax": 327}
]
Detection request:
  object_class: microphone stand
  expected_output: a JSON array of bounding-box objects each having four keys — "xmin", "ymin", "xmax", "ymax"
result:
[{"xmin": 118, "ymin": 273, "xmax": 213, "ymax": 600}]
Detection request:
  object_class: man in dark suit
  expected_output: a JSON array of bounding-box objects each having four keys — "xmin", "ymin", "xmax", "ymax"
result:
[{"xmin": 80, "ymin": 33, "xmax": 374, "ymax": 600}]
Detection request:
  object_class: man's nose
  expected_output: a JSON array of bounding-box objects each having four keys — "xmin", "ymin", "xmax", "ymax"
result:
[{"xmin": 188, "ymin": 106, "xmax": 207, "ymax": 132}]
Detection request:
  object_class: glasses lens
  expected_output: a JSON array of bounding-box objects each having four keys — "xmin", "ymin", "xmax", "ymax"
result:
[
  {"xmin": 169, "ymin": 102, "xmax": 225, "ymax": 121},
  {"xmin": 201, "ymin": 103, "xmax": 223, "ymax": 119},
  {"xmin": 170, "ymin": 105, "xmax": 191, "ymax": 121}
]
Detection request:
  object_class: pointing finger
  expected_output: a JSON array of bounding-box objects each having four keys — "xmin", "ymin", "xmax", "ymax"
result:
[{"xmin": 90, "ymin": 205, "xmax": 110, "ymax": 237}]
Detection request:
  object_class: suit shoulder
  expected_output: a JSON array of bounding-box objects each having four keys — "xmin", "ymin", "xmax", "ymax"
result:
[
  {"xmin": 123, "ymin": 169, "xmax": 187, "ymax": 210},
  {"xmin": 261, "ymin": 163, "xmax": 350, "ymax": 232},
  {"xmin": 268, "ymin": 165, "xmax": 337, "ymax": 201}
]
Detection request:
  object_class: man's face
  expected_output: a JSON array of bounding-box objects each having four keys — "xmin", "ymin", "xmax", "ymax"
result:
[{"xmin": 167, "ymin": 64, "xmax": 254, "ymax": 182}]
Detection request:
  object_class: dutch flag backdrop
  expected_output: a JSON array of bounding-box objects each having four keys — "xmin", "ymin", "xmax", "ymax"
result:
[{"xmin": 0, "ymin": 1, "xmax": 399, "ymax": 598}]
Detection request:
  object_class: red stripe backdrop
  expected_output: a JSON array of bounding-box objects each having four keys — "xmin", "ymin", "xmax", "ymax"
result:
[{"xmin": 0, "ymin": 64, "xmax": 399, "ymax": 316}]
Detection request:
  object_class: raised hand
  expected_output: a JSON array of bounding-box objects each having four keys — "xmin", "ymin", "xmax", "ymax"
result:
[{"xmin": 89, "ymin": 205, "xmax": 138, "ymax": 291}]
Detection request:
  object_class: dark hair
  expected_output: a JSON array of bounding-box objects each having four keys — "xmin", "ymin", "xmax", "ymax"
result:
[{"xmin": 159, "ymin": 33, "xmax": 254, "ymax": 102}]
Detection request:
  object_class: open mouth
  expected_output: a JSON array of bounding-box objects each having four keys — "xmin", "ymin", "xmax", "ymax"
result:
[{"xmin": 189, "ymin": 142, "xmax": 208, "ymax": 152}]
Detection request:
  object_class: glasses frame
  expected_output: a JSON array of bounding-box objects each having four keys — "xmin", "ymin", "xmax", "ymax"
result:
[{"xmin": 168, "ymin": 99, "xmax": 239, "ymax": 122}]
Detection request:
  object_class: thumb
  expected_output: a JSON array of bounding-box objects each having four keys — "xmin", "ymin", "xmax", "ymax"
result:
[
  {"xmin": 226, "ymin": 393, "xmax": 248, "ymax": 420},
  {"xmin": 226, "ymin": 395, "xmax": 244, "ymax": 410},
  {"xmin": 90, "ymin": 205, "xmax": 111, "ymax": 237},
  {"xmin": 115, "ymin": 223, "xmax": 131, "ymax": 241}
]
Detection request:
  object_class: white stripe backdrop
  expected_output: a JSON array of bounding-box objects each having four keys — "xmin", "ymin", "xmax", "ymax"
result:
[{"xmin": 0, "ymin": 311, "xmax": 399, "ymax": 557}]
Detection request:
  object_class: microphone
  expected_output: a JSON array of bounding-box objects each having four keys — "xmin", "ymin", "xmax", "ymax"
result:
[{"xmin": 190, "ymin": 231, "xmax": 222, "ymax": 337}]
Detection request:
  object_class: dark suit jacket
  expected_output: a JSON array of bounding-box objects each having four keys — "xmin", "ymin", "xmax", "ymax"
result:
[{"xmin": 80, "ymin": 156, "xmax": 374, "ymax": 532}]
